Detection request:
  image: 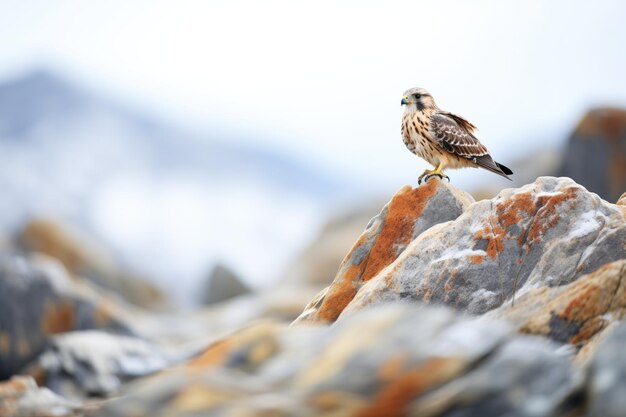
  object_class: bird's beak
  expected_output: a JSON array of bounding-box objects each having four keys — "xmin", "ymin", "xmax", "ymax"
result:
[{"xmin": 401, "ymin": 96, "xmax": 409, "ymax": 105}]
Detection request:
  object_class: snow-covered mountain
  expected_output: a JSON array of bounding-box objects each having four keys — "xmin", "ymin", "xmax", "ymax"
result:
[{"xmin": 0, "ymin": 70, "xmax": 354, "ymax": 302}]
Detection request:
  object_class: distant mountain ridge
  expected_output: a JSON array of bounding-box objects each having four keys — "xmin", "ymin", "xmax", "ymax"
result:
[{"xmin": 0, "ymin": 69, "xmax": 353, "ymax": 302}]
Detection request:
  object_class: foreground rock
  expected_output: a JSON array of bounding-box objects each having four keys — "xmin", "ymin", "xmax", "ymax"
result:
[
  {"xmin": 94, "ymin": 304, "xmax": 580, "ymax": 417},
  {"xmin": 296, "ymin": 177, "xmax": 626, "ymax": 339}
]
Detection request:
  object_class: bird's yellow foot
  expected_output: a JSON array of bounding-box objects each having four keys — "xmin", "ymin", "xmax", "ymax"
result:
[{"xmin": 418, "ymin": 170, "xmax": 450, "ymax": 184}]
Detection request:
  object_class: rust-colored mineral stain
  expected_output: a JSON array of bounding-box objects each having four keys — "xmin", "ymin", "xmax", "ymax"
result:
[
  {"xmin": 469, "ymin": 255, "xmax": 485, "ymax": 264},
  {"xmin": 314, "ymin": 183, "xmax": 439, "ymax": 322},
  {"xmin": 357, "ymin": 357, "xmax": 459, "ymax": 417},
  {"xmin": 41, "ymin": 300, "xmax": 75, "ymax": 335}
]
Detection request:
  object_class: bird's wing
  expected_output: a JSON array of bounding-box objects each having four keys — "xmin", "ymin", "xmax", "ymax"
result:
[
  {"xmin": 431, "ymin": 112, "xmax": 512, "ymax": 179},
  {"xmin": 431, "ymin": 112, "xmax": 488, "ymax": 158}
]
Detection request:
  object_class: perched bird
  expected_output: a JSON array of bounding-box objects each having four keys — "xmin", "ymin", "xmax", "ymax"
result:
[{"xmin": 400, "ymin": 87, "xmax": 513, "ymax": 183}]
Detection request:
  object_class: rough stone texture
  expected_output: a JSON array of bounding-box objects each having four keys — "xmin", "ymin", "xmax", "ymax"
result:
[
  {"xmin": 559, "ymin": 107, "xmax": 626, "ymax": 203},
  {"xmin": 487, "ymin": 260, "xmax": 626, "ymax": 350},
  {"xmin": 18, "ymin": 219, "xmax": 166, "ymax": 309},
  {"xmin": 304, "ymin": 177, "xmax": 626, "ymax": 322},
  {"xmin": 294, "ymin": 180, "xmax": 474, "ymax": 324},
  {"xmin": 586, "ymin": 323, "xmax": 626, "ymax": 417},
  {"xmin": 94, "ymin": 304, "xmax": 579, "ymax": 417},
  {"xmin": 200, "ymin": 264, "xmax": 251, "ymax": 306},
  {"xmin": 0, "ymin": 375, "xmax": 82, "ymax": 417},
  {"xmin": 0, "ymin": 254, "xmax": 133, "ymax": 380},
  {"xmin": 23, "ymin": 331, "xmax": 169, "ymax": 399}
]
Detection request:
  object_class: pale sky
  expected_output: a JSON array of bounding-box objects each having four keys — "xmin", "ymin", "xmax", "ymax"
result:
[{"xmin": 1, "ymin": 0, "xmax": 626, "ymax": 189}]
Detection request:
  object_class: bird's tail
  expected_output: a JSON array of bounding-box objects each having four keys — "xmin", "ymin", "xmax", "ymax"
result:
[
  {"xmin": 474, "ymin": 155, "xmax": 513, "ymax": 180},
  {"xmin": 496, "ymin": 162, "xmax": 513, "ymax": 176}
]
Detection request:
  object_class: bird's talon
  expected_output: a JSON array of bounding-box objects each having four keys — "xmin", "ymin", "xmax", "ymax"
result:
[{"xmin": 421, "ymin": 173, "xmax": 449, "ymax": 183}]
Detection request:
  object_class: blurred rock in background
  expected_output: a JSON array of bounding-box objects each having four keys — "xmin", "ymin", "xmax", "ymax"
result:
[
  {"xmin": 559, "ymin": 107, "xmax": 626, "ymax": 203},
  {"xmin": 17, "ymin": 219, "xmax": 166, "ymax": 309},
  {"xmin": 199, "ymin": 264, "xmax": 251, "ymax": 306}
]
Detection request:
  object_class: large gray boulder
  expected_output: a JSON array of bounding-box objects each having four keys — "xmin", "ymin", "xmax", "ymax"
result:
[{"xmin": 341, "ymin": 177, "xmax": 625, "ymax": 317}]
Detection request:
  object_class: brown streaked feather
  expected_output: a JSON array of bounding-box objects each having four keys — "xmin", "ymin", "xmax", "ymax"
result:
[
  {"xmin": 431, "ymin": 112, "xmax": 512, "ymax": 180},
  {"xmin": 431, "ymin": 113, "xmax": 488, "ymax": 158},
  {"xmin": 442, "ymin": 111, "xmax": 478, "ymax": 133}
]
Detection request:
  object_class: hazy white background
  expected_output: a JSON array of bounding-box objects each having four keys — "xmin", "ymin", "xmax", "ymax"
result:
[{"xmin": 1, "ymin": 1, "xmax": 625, "ymax": 302}]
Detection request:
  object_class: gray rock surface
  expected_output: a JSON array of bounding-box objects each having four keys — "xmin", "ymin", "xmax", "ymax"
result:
[
  {"xmin": 0, "ymin": 254, "xmax": 133, "ymax": 380},
  {"xmin": 339, "ymin": 177, "xmax": 626, "ymax": 317}
]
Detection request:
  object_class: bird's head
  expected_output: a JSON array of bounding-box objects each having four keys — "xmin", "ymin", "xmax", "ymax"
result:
[{"xmin": 401, "ymin": 87, "xmax": 436, "ymax": 112}]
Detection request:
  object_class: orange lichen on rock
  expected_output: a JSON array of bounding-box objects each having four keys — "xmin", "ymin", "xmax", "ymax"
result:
[
  {"xmin": 526, "ymin": 187, "xmax": 578, "ymax": 246},
  {"xmin": 360, "ymin": 181, "xmax": 438, "ymax": 281},
  {"xmin": 315, "ymin": 265, "xmax": 360, "ymax": 322},
  {"xmin": 472, "ymin": 191, "xmax": 535, "ymax": 260},
  {"xmin": 311, "ymin": 182, "xmax": 439, "ymax": 322},
  {"xmin": 469, "ymin": 255, "xmax": 485, "ymax": 264}
]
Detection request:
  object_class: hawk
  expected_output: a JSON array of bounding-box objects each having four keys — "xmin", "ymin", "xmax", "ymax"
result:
[{"xmin": 401, "ymin": 87, "xmax": 513, "ymax": 183}]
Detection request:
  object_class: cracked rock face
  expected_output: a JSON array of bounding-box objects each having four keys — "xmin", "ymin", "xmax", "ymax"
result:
[{"xmin": 295, "ymin": 177, "xmax": 626, "ymax": 337}]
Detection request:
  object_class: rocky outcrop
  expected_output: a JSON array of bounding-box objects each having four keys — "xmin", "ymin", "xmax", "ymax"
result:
[
  {"xmin": 559, "ymin": 107, "xmax": 626, "ymax": 203},
  {"xmin": 296, "ymin": 177, "xmax": 626, "ymax": 336},
  {"xmin": 295, "ymin": 180, "xmax": 474, "ymax": 323}
]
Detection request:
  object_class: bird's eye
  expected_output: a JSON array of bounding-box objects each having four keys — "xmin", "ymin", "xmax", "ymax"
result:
[{"xmin": 414, "ymin": 94, "xmax": 421, "ymax": 99}]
